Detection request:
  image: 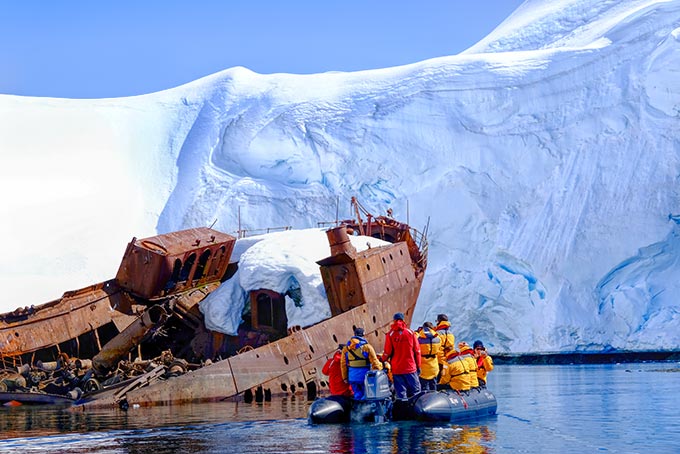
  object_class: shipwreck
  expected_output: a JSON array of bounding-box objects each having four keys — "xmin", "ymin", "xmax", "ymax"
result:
[{"xmin": 0, "ymin": 200, "xmax": 428, "ymax": 408}]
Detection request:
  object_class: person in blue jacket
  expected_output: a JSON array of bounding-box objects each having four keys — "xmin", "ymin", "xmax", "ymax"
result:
[{"xmin": 340, "ymin": 327, "xmax": 383, "ymax": 400}]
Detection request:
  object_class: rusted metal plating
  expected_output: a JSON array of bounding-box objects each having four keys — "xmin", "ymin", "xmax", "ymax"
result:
[{"xmin": 115, "ymin": 227, "xmax": 236, "ymax": 299}]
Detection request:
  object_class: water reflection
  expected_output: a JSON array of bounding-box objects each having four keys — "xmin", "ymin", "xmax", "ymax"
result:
[
  {"xmin": 323, "ymin": 421, "xmax": 497, "ymax": 454},
  {"xmin": 421, "ymin": 425, "xmax": 496, "ymax": 453},
  {"xmin": 0, "ymin": 402, "xmax": 500, "ymax": 454},
  {"xmin": 0, "ymin": 397, "xmax": 312, "ymax": 441}
]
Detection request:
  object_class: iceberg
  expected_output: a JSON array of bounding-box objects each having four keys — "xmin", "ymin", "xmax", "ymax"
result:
[{"xmin": 1, "ymin": 0, "xmax": 679, "ymax": 353}]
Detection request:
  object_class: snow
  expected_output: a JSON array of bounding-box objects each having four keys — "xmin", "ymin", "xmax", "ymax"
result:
[
  {"xmin": 199, "ymin": 229, "xmax": 388, "ymax": 335},
  {"xmin": 1, "ymin": 0, "xmax": 679, "ymax": 353}
]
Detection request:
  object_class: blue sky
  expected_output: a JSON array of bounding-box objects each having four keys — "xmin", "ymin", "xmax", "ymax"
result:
[{"xmin": 1, "ymin": 1, "xmax": 524, "ymax": 99}]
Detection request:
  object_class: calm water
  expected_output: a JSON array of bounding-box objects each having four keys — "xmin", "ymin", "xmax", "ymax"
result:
[{"xmin": 1, "ymin": 362, "xmax": 678, "ymax": 453}]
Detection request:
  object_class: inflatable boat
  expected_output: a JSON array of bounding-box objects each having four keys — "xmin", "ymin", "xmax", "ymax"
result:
[{"xmin": 308, "ymin": 370, "xmax": 497, "ymax": 424}]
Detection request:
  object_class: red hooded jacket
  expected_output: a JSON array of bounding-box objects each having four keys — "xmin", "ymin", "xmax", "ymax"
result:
[
  {"xmin": 322, "ymin": 350, "xmax": 353, "ymax": 396},
  {"xmin": 382, "ymin": 320, "xmax": 421, "ymax": 375}
]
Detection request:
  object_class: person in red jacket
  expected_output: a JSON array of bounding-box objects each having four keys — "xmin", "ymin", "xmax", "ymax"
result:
[
  {"xmin": 382, "ymin": 312, "xmax": 422, "ymax": 399},
  {"xmin": 322, "ymin": 344, "xmax": 353, "ymax": 397}
]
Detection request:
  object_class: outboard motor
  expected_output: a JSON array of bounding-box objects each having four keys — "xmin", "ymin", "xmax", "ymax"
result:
[
  {"xmin": 364, "ymin": 369, "xmax": 392, "ymax": 400},
  {"xmin": 350, "ymin": 369, "xmax": 393, "ymax": 423}
]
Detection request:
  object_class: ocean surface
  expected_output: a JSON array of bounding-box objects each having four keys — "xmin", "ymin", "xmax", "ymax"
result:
[{"xmin": 1, "ymin": 362, "xmax": 678, "ymax": 453}]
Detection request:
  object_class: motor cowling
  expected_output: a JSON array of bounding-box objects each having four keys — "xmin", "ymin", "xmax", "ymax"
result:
[{"xmin": 364, "ymin": 369, "xmax": 391, "ymax": 399}]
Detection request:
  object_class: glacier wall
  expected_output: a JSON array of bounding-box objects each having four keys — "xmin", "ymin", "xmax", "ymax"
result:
[{"xmin": 1, "ymin": 0, "xmax": 679, "ymax": 353}]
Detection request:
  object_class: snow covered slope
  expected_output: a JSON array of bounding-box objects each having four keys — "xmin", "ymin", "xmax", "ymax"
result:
[{"xmin": 1, "ymin": 0, "xmax": 679, "ymax": 353}]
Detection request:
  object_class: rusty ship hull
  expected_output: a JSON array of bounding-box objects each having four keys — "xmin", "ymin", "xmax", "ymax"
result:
[
  {"xmin": 1, "ymin": 202, "xmax": 427, "ymax": 407},
  {"xmin": 89, "ymin": 245, "xmax": 423, "ymax": 407}
]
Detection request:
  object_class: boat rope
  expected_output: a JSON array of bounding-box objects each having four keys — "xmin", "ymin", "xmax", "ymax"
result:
[{"xmin": 456, "ymin": 390, "xmax": 469, "ymax": 409}]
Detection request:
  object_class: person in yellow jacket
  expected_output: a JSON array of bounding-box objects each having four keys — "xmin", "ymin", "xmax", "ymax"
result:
[
  {"xmin": 416, "ymin": 322, "xmax": 441, "ymax": 391},
  {"xmin": 434, "ymin": 314, "xmax": 456, "ymax": 364},
  {"xmin": 458, "ymin": 342, "xmax": 479, "ymax": 389},
  {"xmin": 473, "ymin": 340, "xmax": 494, "ymax": 387},
  {"xmin": 438, "ymin": 349, "xmax": 470, "ymax": 391},
  {"xmin": 340, "ymin": 327, "xmax": 383, "ymax": 400}
]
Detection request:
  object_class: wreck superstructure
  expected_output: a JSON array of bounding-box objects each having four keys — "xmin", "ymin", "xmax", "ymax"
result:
[
  {"xmin": 0, "ymin": 228, "xmax": 236, "ymax": 368},
  {"xmin": 0, "ymin": 202, "xmax": 428, "ymax": 407}
]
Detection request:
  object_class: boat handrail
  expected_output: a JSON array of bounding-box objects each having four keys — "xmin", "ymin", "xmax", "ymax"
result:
[
  {"xmin": 233, "ymin": 226, "xmax": 293, "ymax": 239},
  {"xmin": 409, "ymin": 226, "xmax": 429, "ymax": 271}
]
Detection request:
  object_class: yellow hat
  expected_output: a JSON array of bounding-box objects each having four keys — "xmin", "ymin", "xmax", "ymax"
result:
[{"xmin": 458, "ymin": 341, "xmax": 471, "ymax": 351}]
